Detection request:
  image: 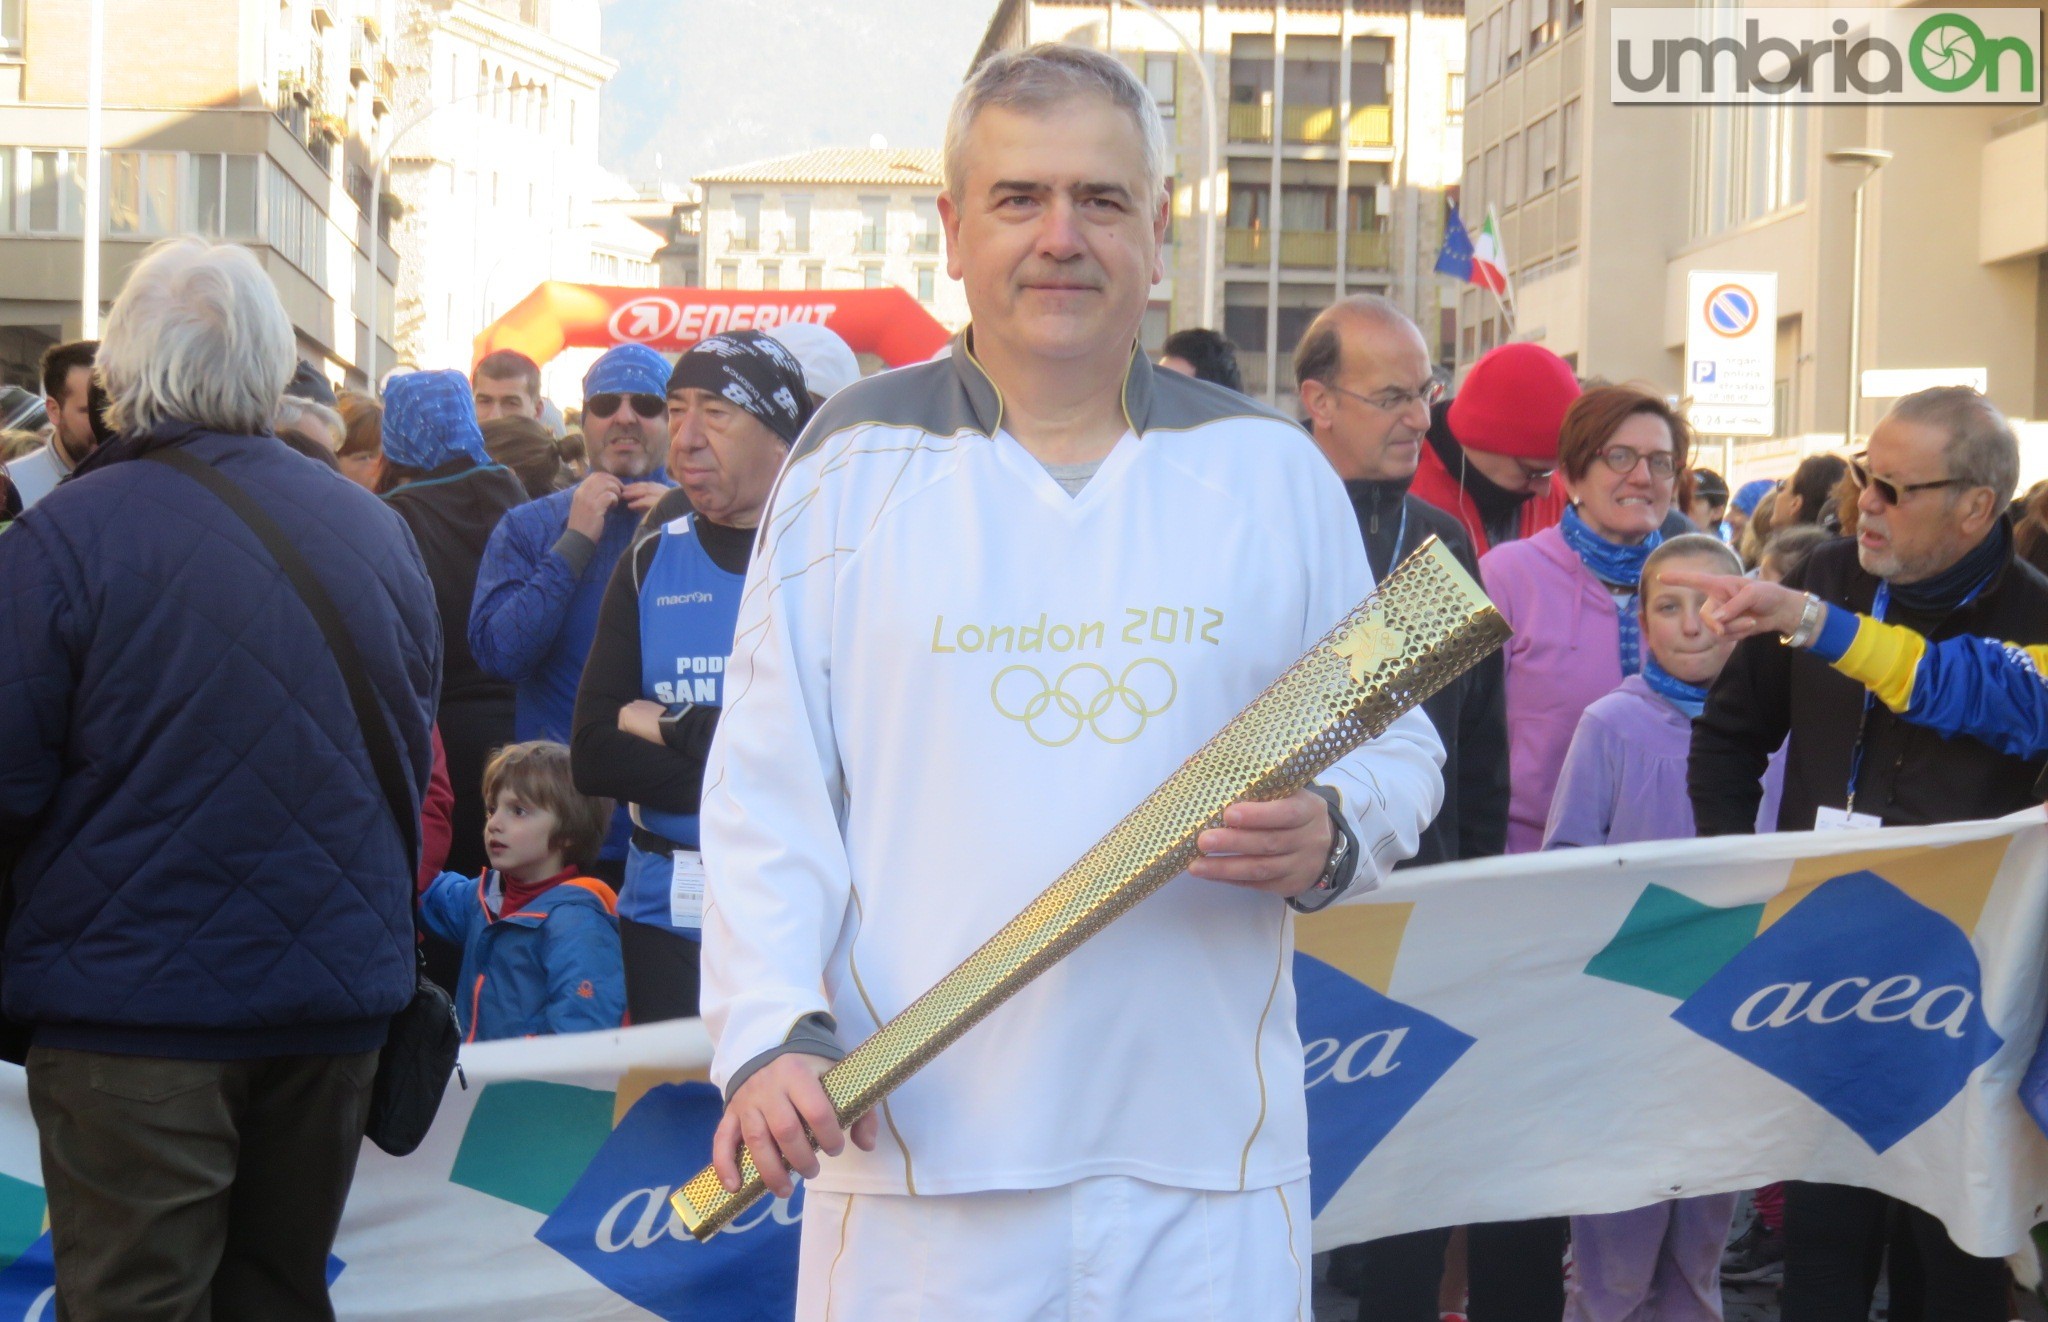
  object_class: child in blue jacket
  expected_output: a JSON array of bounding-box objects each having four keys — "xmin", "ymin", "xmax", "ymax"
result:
[{"xmin": 420, "ymin": 741, "xmax": 626, "ymax": 1041}]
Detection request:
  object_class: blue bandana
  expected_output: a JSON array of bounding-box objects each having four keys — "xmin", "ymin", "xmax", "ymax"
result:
[
  {"xmin": 1560, "ymin": 504, "xmax": 1664, "ymax": 676},
  {"xmin": 382, "ymin": 370, "xmax": 491, "ymax": 470},
  {"xmin": 1641, "ymin": 653, "xmax": 1709, "ymax": 719},
  {"xmin": 582, "ymin": 343, "xmax": 672, "ymax": 402}
]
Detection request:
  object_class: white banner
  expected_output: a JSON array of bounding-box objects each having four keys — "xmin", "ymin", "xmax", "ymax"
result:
[{"xmin": 0, "ymin": 816, "xmax": 2041, "ymax": 1318}]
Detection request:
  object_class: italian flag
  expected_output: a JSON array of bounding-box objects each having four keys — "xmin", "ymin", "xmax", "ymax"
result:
[{"xmin": 1471, "ymin": 207, "xmax": 1509, "ymax": 295}]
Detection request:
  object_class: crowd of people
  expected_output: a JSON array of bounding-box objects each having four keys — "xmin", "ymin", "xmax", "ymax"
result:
[{"xmin": 0, "ymin": 37, "xmax": 2046, "ymax": 1322}]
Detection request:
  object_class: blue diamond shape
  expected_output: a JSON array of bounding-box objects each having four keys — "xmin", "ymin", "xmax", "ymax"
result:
[{"xmin": 1295, "ymin": 953, "xmax": 1475, "ymax": 1216}]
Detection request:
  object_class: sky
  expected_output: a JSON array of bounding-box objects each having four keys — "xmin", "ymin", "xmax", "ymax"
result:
[{"xmin": 597, "ymin": 0, "xmax": 995, "ymax": 189}]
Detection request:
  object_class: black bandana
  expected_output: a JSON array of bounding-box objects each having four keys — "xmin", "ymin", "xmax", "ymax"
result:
[{"xmin": 665, "ymin": 330, "xmax": 815, "ymax": 444}]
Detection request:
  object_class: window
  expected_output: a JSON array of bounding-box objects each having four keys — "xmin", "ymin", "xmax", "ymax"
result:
[
  {"xmin": 1484, "ymin": 11, "xmax": 1505, "ymax": 85},
  {"xmin": 1502, "ymin": 132, "xmax": 1522, "ymax": 207},
  {"xmin": 1689, "ymin": 101, "xmax": 1809, "ymax": 240},
  {"xmin": 1568, "ymin": 0, "xmax": 1584, "ymax": 30},
  {"xmin": 732, "ymin": 193, "xmax": 761, "ymax": 251},
  {"xmin": 858, "ymin": 196, "xmax": 887, "ymax": 253},
  {"xmin": 1, "ymin": 0, "xmax": 21, "ymax": 55},
  {"xmin": 1503, "ymin": 0, "xmax": 1524, "ymax": 73},
  {"xmin": 1561, "ymin": 99, "xmax": 1583, "ymax": 181},
  {"xmin": 106, "ymin": 152, "xmax": 176, "ymax": 235},
  {"xmin": 1465, "ymin": 155, "xmax": 1483, "ymax": 215},
  {"xmin": 1483, "ymin": 145, "xmax": 1502, "ymax": 216},
  {"xmin": 761, "ymin": 264, "xmax": 781, "ymax": 291},
  {"xmin": 1468, "ymin": 24, "xmax": 1487, "ymax": 93},
  {"xmin": 916, "ymin": 266, "xmax": 936, "ymax": 302},
  {"xmin": 1526, "ymin": 114, "xmax": 1554, "ymax": 197},
  {"xmin": 1529, "ymin": 0, "xmax": 1557, "ymax": 55},
  {"xmin": 784, "ymin": 195, "xmax": 811, "ymax": 250},
  {"xmin": 1280, "ymin": 184, "xmax": 1335, "ymax": 233},
  {"xmin": 263, "ymin": 160, "xmax": 321, "ymax": 274},
  {"xmin": 1145, "ymin": 53, "xmax": 1176, "ymax": 117},
  {"xmin": 1352, "ymin": 37, "xmax": 1391, "ymax": 107},
  {"xmin": 912, "ymin": 196, "xmax": 941, "ymax": 253},
  {"xmin": 803, "ymin": 263, "xmax": 823, "ymax": 290},
  {"xmin": 1447, "ymin": 72, "xmax": 1466, "ymax": 123},
  {"xmin": 28, "ymin": 150, "xmax": 84, "ymax": 235},
  {"xmin": 0, "ymin": 152, "xmax": 10, "ymax": 232},
  {"xmin": 861, "ymin": 264, "xmax": 884, "ymax": 289}
]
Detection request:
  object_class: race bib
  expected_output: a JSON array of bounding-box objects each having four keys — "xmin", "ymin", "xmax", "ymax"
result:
[{"xmin": 670, "ymin": 850, "xmax": 706, "ymax": 929}]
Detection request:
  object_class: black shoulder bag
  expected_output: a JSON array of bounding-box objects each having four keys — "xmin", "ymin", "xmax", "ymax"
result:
[{"xmin": 145, "ymin": 447, "xmax": 459, "ymax": 1156}]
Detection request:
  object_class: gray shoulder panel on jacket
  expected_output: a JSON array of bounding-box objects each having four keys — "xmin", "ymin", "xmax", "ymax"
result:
[
  {"xmin": 1138, "ymin": 364, "xmax": 1300, "ymax": 435},
  {"xmin": 786, "ymin": 358, "xmax": 987, "ymax": 464}
]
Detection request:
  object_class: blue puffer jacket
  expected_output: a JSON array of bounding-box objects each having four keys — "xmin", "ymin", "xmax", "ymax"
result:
[
  {"xmin": 418, "ymin": 870, "xmax": 625, "ymax": 1041},
  {"xmin": 0, "ymin": 426, "xmax": 441, "ymax": 1058}
]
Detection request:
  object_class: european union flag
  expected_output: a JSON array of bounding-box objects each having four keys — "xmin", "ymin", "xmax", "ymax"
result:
[{"xmin": 1434, "ymin": 202, "xmax": 1476, "ymax": 282}]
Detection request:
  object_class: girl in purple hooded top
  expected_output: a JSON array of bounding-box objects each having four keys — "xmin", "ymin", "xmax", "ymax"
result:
[{"xmin": 1542, "ymin": 533, "xmax": 1781, "ymax": 1322}]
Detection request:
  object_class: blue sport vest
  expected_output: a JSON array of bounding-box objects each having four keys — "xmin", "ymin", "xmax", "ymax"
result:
[{"xmin": 620, "ymin": 514, "xmax": 747, "ymax": 931}]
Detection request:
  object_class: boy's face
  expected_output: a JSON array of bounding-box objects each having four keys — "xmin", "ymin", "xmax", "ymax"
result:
[
  {"xmin": 485, "ymin": 789, "xmax": 563, "ymax": 884},
  {"xmin": 1643, "ymin": 553, "xmax": 1738, "ymax": 686}
]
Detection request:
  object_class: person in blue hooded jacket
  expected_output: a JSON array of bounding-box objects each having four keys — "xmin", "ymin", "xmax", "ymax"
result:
[{"xmin": 419, "ymin": 741, "xmax": 625, "ymax": 1041}]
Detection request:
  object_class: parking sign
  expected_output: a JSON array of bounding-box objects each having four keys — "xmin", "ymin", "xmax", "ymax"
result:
[{"xmin": 1684, "ymin": 271, "xmax": 1778, "ymax": 437}]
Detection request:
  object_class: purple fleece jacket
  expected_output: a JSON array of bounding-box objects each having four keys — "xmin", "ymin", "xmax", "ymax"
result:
[
  {"xmin": 1541, "ymin": 676, "xmax": 1783, "ymax": 848},
  {"xmin": 1480, "ymin": 526, "xmax": 1627, "ymax": 853}
]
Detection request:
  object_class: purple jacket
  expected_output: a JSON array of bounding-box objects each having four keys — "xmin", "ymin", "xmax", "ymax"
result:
[
  {"xmin": 1542, "ymin": 676, "xmax": 1782, "ymax": 848},
  {"xmin": 1480, "ymin": 526, "xmax": 1625, "ymax": 853}
]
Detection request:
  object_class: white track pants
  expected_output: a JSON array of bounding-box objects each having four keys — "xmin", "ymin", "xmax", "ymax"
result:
[{"xmin": 794, "ymin": 1174, "xmax": 1314, "ymax": 1322}]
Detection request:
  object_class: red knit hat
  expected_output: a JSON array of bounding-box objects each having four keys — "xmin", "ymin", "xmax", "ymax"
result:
[{"xmin": 1447, "ymin": 343, "xmax": 1582, "ymax": 460}]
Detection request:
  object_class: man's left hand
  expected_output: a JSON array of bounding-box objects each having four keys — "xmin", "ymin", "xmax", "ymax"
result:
[{"xmin": 1189, "ymin": 788, "xmax": 1334, "ymax": 900}]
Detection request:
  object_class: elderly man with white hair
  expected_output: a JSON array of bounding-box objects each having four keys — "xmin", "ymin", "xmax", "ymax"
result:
[{"xmin": 0, "ymin": 237, "xmax": 440, "ymax": 1320}]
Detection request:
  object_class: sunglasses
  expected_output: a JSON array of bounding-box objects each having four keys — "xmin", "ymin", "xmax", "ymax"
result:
[
  {"xmin": 1848, "ymin": 458, "xmax": 1964, "ymax": 507},
  {"xmin": 585, "ymin": 392, "xmax": 666, "ymax": 420}
]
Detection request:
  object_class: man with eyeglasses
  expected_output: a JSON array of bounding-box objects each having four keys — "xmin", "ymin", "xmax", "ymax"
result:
[
  {"xmin": 1295, "ymin": 296, "xmax": 1509, "ymax": 1320},
  {"xmin": 1690, "ymin": 386, "xmax": 2048, "ymax": 1322},
  {"xmin": 1409, "ymin": 342, "xmax": 1581, "ymax": 557},
  {"xmin": 470, "ymin": 343, "xmax": 675, "ymax": 883}
]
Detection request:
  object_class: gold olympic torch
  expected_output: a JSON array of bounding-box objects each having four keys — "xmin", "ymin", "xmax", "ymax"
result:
[{"xmin": 672, "ymin": 536, "xmax": 1508, "ymax": 1239}]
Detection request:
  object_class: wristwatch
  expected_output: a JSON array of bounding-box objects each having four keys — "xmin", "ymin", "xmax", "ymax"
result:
[
  {"xmin": 657, "ymin": 701, "xmax": 697, "ymax": 742},
  {"xmin": 1289, "ymin": 802, "xmax": 1357, "ymax": 914},
  {"xmin": 1781, "ymin": 593, "xmax": 1826, "ymax": 650}
]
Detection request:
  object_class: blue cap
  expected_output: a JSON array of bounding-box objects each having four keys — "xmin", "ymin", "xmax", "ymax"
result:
[
  {"xmin": 1732, "ymin": 479, "xmax": 1776, "ymax": 515},
  {"xmin": 382, "ymin": 369, "xmax": 490, "ymax": 471},
  {"xmin": 583, "ymin": 344, "xmax": 671, "ymax": 403}
]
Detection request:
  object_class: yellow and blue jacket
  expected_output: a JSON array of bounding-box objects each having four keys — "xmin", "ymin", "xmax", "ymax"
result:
[{"xmin": 1809, "ymin": 604, "xmax": 2048, "ymax": 760}]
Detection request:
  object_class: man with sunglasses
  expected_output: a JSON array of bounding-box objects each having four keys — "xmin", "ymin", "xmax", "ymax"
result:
[
  {"xmin": 1690, "ymin": 386, "xmax": 2048, "ymax": 1322},
  {"xmin": 470, "ymin": 343, "xmax": 675, "ymax": 882}
]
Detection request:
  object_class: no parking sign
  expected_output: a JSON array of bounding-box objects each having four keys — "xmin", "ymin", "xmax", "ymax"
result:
[{"xmin": 1685, "ymin": 270, "xmax": 1778, "ymax": 437}]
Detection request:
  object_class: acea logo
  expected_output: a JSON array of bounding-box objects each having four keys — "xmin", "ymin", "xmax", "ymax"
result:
[
  {"xmin": 1586, "ymin": 837, "xmax": 2011, "ymax": 1152},
  {"xmin": 1293, "ymin": 903, "xmax": 1476, "ymax": 1214}
]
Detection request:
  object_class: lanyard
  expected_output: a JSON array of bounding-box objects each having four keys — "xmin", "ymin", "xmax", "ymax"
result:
[{"xmin": 1391, "ymin": 502, "xmax": 1410, "ymax": 567}]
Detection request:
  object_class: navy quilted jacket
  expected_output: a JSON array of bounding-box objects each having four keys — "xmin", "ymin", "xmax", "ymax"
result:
[{"xmin": 0, "ymin": 425, "xmax": 441, "ymax": 1058}]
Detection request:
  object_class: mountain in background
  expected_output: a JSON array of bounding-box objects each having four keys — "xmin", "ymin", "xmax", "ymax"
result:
[{"xmin": 597, "ymin": 0, "xmax": 992, "ymax": 189}]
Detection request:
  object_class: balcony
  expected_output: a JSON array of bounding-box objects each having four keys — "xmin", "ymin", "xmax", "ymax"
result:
[
  {"xmin": 350, "ymin": 27, "xmax": 375, "ymax": 84},
  {"xmin": 1232, "ymin": 102, "xmax": 1394, "ymax": 148},
  {"xmin": 728, "ymin": 234, "xmax": 760, "ymax": 253},
  {"xmin": 373, "ymin": 61, "xmax": 394, "ymax": 117},
  {"xmin": 1347, "ymin": 230, "xmax": 1392, "ymax": 270},
  {"xmin": 1224, "ymin": 228, "xmax": 1340, "ymax": 268}
]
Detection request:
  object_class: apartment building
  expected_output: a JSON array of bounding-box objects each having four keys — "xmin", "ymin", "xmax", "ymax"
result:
[
  {"xmin": 975, "ymin": 0, "xmax": 1469, "ymax": 403},
  {"xmin": 0, "ymin": 0, "xmax": 400, "ymax": 392},
  {"xmin": 694, "ymin": 147, "xmax": 971, "ymax": 333},
  {"xmin": 1458, "ymin": 0, "xmax": 2048, "ymax": 478},
  {"xmin": 385, "ymin": 0, "xmax": 656, "ymax": 397}
]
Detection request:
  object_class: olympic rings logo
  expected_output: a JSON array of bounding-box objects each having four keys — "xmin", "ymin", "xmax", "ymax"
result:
[{"xmin": 990, "ymin": 658, "xmax": 1179, "ymax": 747}]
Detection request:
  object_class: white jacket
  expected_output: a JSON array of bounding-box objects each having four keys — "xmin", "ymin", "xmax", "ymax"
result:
[{"xmin": 701, "ymin": 337, "xmax": 1445, "ymax": 1196}]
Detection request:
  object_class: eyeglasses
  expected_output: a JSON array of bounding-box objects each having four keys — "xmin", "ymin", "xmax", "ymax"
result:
[
  {"xmin": 1323, "ymin": 379, "xmax": 1446, "ymax": 414},
  {"xmin": 584, "ymin": 392, "xmax": 666, "ymax": 420},
  {"xmin": 1848, "ymin": 458, "xmax": 1964, "ymax": 507},
  {"xmin": 1595, "ymin": 446, "xmax": 1677, "ymax": 480}
]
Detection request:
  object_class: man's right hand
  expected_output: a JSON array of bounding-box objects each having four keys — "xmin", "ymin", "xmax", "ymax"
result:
[
  {"xmin": 711, "ymin": 1053, "xmax": 878, "ymax": 1199},
  {"xmin": 1662, "ymin": 569, "xmax": 1811, "ymax": 642},
  {"xmin": 566, "ymin": 472, "xmax": 624, "ymax": 541}
]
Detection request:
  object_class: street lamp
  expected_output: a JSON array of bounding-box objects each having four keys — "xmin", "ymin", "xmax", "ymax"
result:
[
  {"xmin": 1825, "ymin": 146, "xmax": 1892, "ymax": 445},
  {"xmin": 365, "ymin": 85, "xmax": 498, "ymax": 389},
  {"xmin": 1102, "ymin": 0, "xmax": 1219, "ymax": 328}
]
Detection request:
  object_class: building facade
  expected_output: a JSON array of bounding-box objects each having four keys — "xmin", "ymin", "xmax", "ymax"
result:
[
  {"xmin": 975, "ymin": 0, "xmax": 1469, "ymax": 403},
  {"xmin": 1456, "ymin": 0, "xmax": 2048, "ymax": 481},
  {"xmin": 693, "ymin": 147, "xmax": 971, "ymax": 336},
  {"xmin": 0, "ymin": 0, "xmax": 400, "ymax": 392},
  {"xmin": 385, "ymin": 0, "xmax": 656, "ymax": 399}
]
